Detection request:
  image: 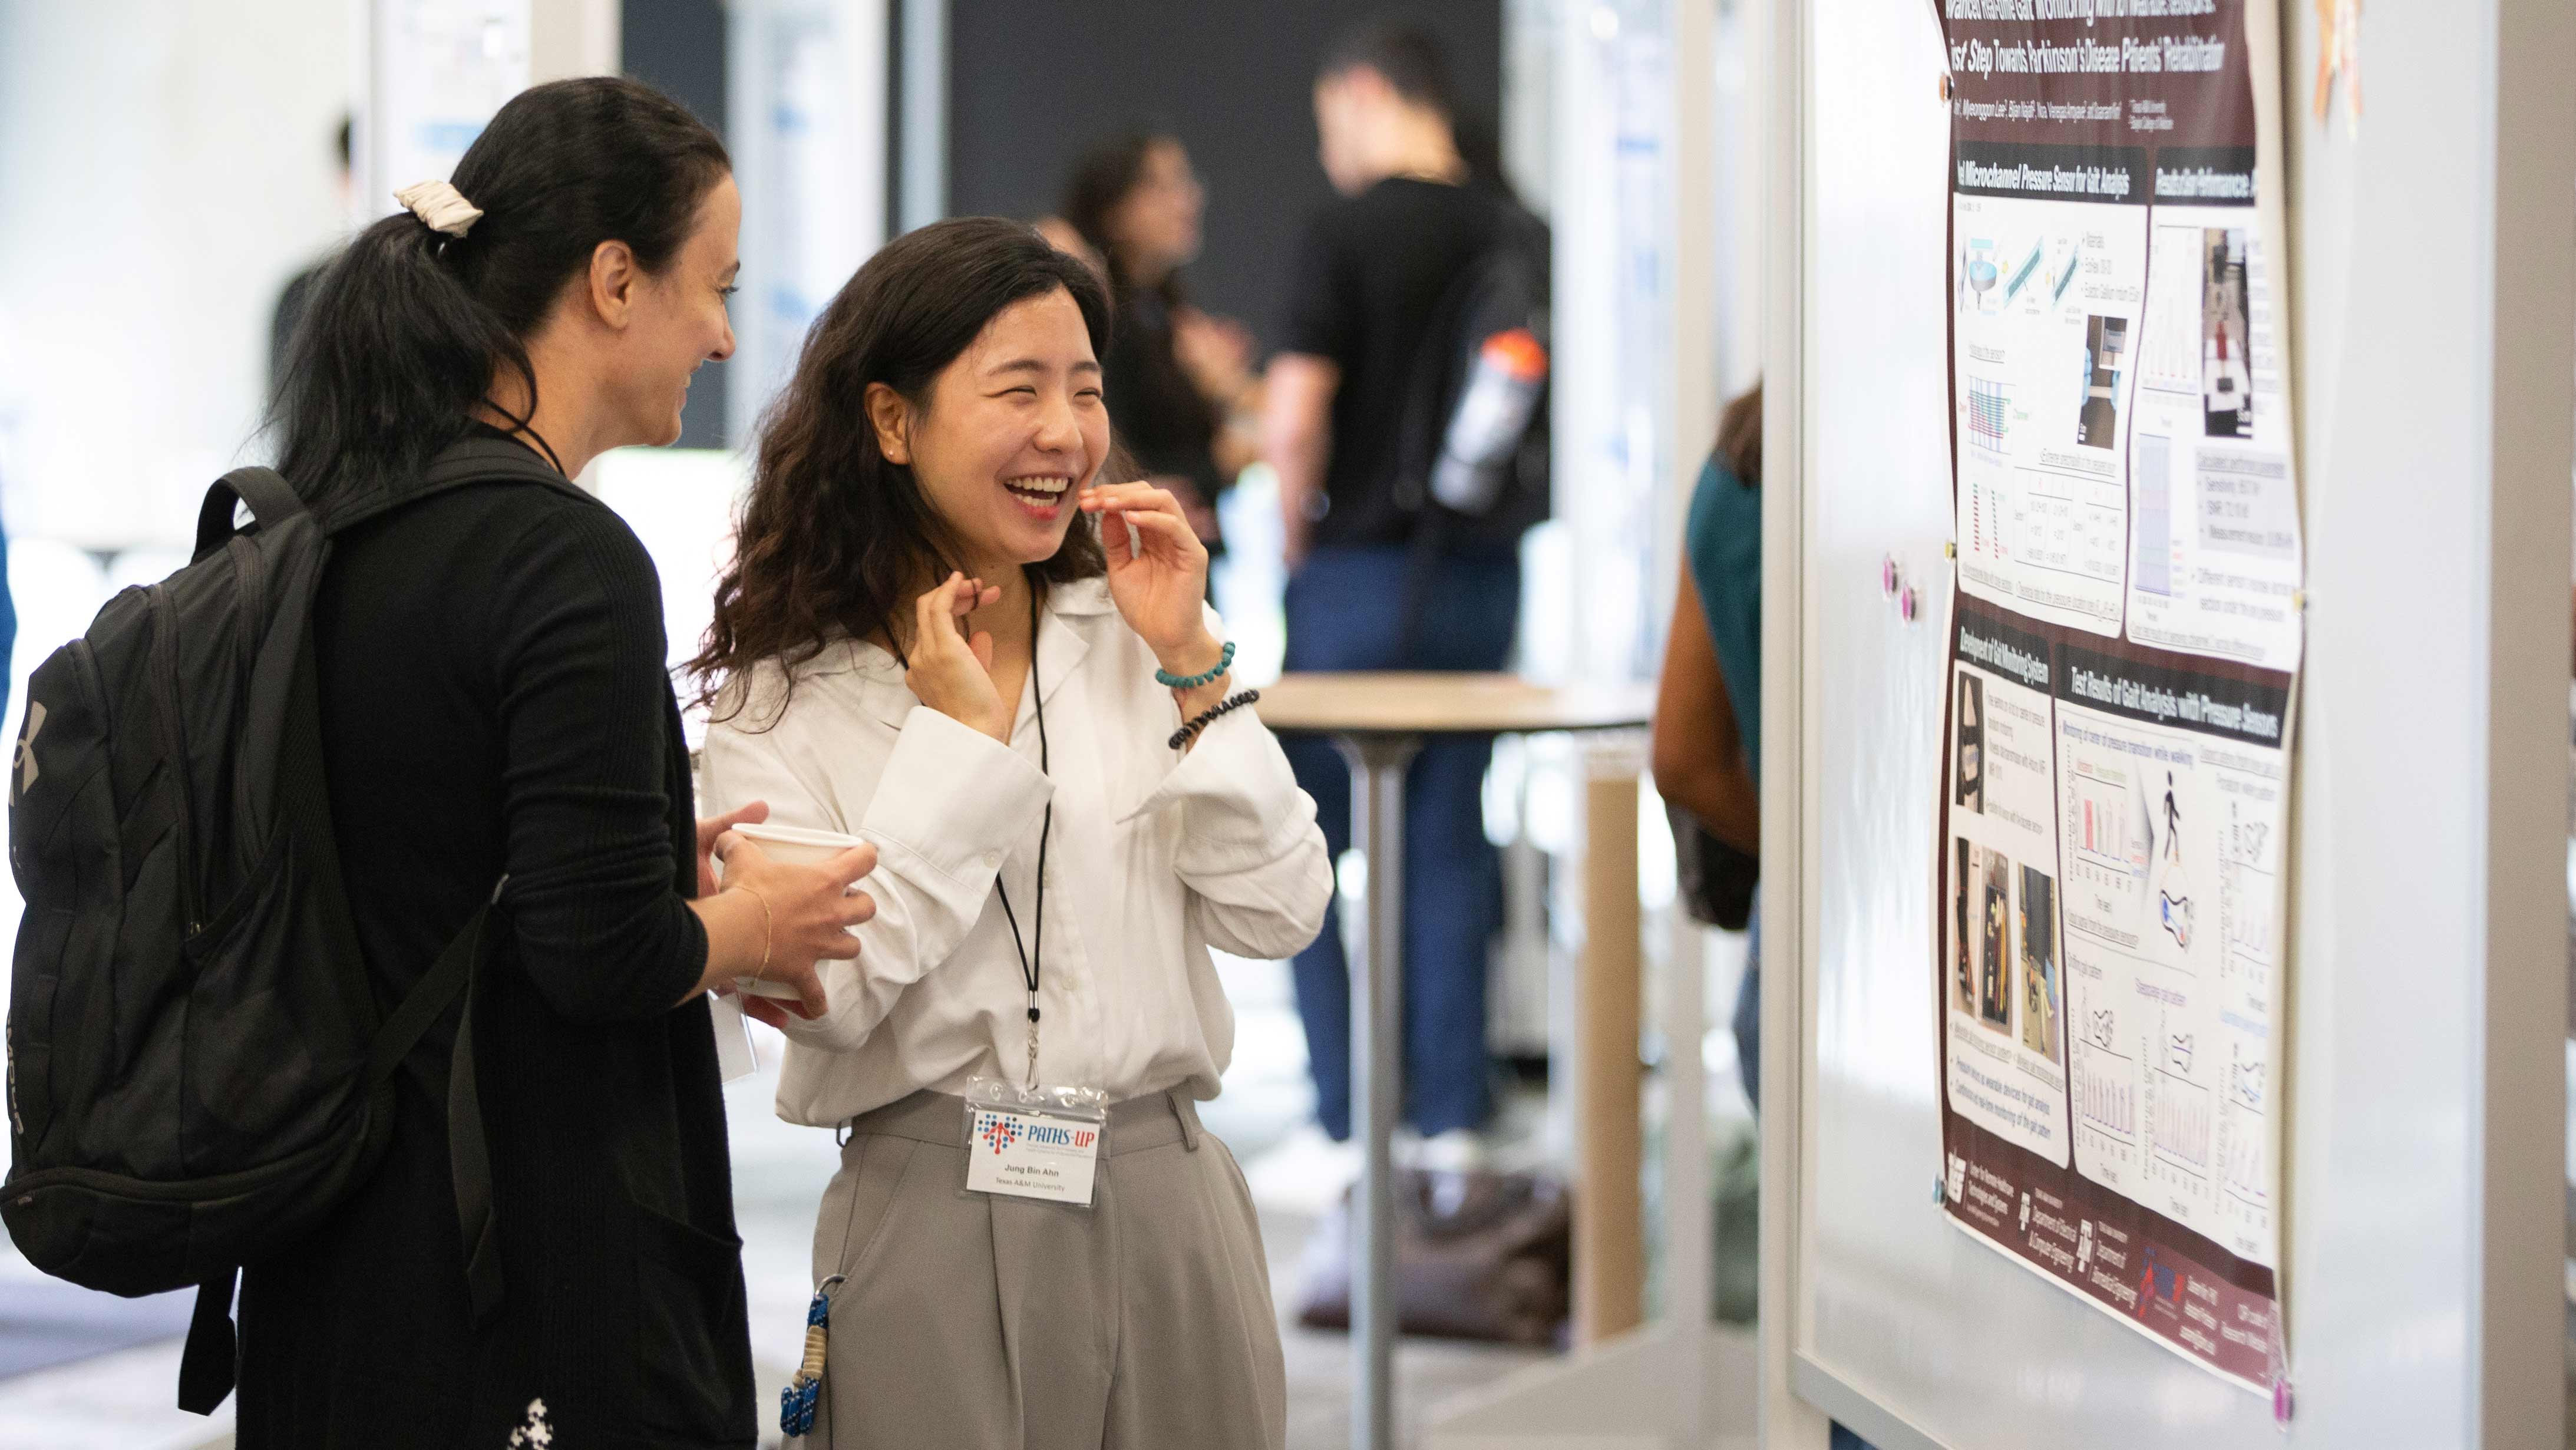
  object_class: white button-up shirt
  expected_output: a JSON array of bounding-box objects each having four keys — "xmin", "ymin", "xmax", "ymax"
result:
[{"xmin": 698, "ymin": 577, "xmax": 1333, "ymax": 1128}]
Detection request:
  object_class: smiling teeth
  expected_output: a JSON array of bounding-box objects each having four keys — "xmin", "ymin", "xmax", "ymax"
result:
[{"xmin": 1006, "ymin": 476, "xmax": 1071, "ymax": 496}]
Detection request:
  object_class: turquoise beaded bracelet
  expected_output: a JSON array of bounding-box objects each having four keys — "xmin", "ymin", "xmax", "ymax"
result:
[{"xmin": 1154, "ymin": 640, "xmax": 1235, "ymax": 690}]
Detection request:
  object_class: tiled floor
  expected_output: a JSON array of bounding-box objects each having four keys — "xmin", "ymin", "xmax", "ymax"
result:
[{"xmin": 0, "ymin": 956, "xmax": 1548, "ymax": 1449}]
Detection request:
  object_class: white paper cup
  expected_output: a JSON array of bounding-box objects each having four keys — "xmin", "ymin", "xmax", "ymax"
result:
[{"xmin": 719, "ymin": 823, "xmax": 868, "ymax": 998}]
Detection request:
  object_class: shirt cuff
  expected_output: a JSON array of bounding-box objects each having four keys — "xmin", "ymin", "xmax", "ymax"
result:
[
  {"xmin": 1114, "ymin": 708, "xmax": 1315, "ymax": 864},
  {"xmin": 861, "ymin": 706, "xmax": 1055, "ymax": 884}
]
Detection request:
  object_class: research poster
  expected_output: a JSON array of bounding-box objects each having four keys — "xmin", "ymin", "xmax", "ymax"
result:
[{"xmin": 1933, "ymin": 0, "xmax": 2301, "ymax": 1399}]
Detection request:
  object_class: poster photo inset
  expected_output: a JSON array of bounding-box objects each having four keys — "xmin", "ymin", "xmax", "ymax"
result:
[
  {"xmin": 2201, "ymin": 229, "xmax": 2253, "ymax": 439},
  {"xmin": 1952, "ymin": 842, "xmax": 2017, "ymax": 1033},
  {"xmin": 2020, "ymin": 865, "xmax": 2062, "ymax": 1065},
  {"xmin": 2076, "ymin": 315, "xmax": 2129, "ymax": 450},
  {"xmin": 1955, "ymin": 673, "xmax": 1986, "ymax": 814},
  {"xmin": 1977, "ymin": 845, "xmax": 2012, "ymax": 1033}
]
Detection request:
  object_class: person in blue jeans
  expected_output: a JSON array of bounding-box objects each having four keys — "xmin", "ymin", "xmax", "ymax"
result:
[
  {"xmin": 1277, "ymin": 546, "xmax": 1520, "ymax": 1142},
  {"xmin": 1263, "ymin": 23, "xmax": 1548, "ymax": 1151}
]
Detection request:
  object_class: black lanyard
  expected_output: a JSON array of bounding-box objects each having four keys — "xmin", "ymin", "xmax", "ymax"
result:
[{"xmin": 991, "ymin": 583, "xmax": 1052, "ymax": 1086}]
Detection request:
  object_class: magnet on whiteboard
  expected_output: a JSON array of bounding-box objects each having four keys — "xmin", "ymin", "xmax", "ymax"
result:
[
  {"xmin": 1881, "ymin": 554, "xmax": 1901, "ymax": 597},
  {"xmin": 1943, "ymin": 540, "xmax": 1958, "ymax": 560},
  {"xmin": 2272, "ymin": 1379, "xmax": 2294, "ymax": 1424},
  {"xmin": 1931, "ymin": 1177, "xmax": 1947, "ymax": 1205},
  {"xmin": 2291, "ymin": 589, "xmax": 2307, "ymax": 611},
  {"xmin": 1900, "ymin": 586, "xmax": 1921, "ymax": 623}
]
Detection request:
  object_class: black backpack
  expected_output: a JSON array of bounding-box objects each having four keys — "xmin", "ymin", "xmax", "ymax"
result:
[
  {"xmin": 1391, "ymin": 198, "xmax": 1551, "ymax": 653},
  {"xmin": 2, "ymin": 441, "xmax": 560, "ymax": 1412},
  {"xmin": 1394, "ymin": 198, "xmax": 1553, "ymax": 544}
]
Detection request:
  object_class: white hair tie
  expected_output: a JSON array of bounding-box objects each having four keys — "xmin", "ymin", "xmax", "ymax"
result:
[{"xmin": 394, "ymin": 180, "xmax": 484, "ymax": 239}]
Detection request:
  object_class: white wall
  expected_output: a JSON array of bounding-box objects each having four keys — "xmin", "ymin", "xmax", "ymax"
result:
[{"xmin": 0, "ymin": 0, "xmax": 355, "ymax": 553}]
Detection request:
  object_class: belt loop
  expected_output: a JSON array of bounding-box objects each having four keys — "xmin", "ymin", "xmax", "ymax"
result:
[
  {"xmin": 835, "ymin": 1119, "xmax": 853, "ymax": 1149},
  {"xmin": 1170, "ymin": 1091, "xmax": 1201, "ymax": 1151}
]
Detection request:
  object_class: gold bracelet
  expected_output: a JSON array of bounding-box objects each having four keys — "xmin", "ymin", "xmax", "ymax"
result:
[{"xmin": 729, "ymin": 884, "xmax": 775, "ymax": 979}]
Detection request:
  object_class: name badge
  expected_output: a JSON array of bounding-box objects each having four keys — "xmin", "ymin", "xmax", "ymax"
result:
[{"xmin": 965, "ymin": 1106, "xmax": 1102, "ymax": 1205}]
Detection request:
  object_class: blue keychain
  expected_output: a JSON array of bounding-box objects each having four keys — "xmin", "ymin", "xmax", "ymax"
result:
[{"xmin": 779, "ymin": 1274, "xmax": 844, "ymax": 1438}]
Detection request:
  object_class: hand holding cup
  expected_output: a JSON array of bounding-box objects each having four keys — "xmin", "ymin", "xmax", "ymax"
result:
[{"xmin": 709, "ymin": 827, "xmax": 879, "ymax": 1024}]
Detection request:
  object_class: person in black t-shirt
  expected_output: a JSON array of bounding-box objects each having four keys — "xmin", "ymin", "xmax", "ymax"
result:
[{"xmin": 1261, "ymin": 22, "xmax": 1535, "ymax": 1168}]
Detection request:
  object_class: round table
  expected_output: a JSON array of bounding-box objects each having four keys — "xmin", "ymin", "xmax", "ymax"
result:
[{"xmin": 1256, "ymin": 672, "xmax": 1656, "ymax": 1450}]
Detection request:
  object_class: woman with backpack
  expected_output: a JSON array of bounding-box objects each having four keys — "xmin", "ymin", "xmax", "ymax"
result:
[
  {"xmin": 691, "ymin": 217, "xmax": 1330, "ymax": 1449},
  {"xmin": 245, "ymin": 77, "xmax": 874, "ymax": 1446}
]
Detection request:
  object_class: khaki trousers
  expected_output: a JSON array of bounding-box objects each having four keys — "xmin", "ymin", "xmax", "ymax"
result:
[{"xmin": 802, "ymin": 1089, "xmax": 1286, "ymax": 1449}]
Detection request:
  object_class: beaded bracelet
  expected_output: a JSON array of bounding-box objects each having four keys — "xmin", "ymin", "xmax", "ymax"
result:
[
  {"xmin": 1168, "ymin": 689, "xmax": 1261, "ymax": 751},
  {"xmin": 1154, "ymin": 640, "xmax": 1236, "ymax": 690}
]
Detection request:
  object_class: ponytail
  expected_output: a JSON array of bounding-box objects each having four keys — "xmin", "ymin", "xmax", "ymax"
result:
[
  {"xmin": 270, "ymin": 76, "xmax": 729, "ymax": 507},
  {"xmin": 273, "ymin": 213, "xmax": 532, "ymax": 504}
]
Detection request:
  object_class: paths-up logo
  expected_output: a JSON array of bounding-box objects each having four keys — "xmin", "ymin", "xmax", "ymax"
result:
[{"xmin": 978, "ymin": 1113, "xmax": 1021, "ymax": 1155}]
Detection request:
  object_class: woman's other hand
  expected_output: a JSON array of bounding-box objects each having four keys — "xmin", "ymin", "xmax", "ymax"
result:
[
  {"xmin": 1172, "ymin": 306, "xmax": 1256, "ymax": 406},
  {"xmin": 904, "ymin": 572, "xmax": 1010, "ymax": 741},
  {"xmin": 695, "ymin": 800, "xmax": 770, "ymax": 897},
  {"xmin": 707, "ymin": 833, "xmax": 880, "ymax": 1022},
  {"xmin": 1082, "ymin": 481, "xmax": 1217, "ymax": 672}
]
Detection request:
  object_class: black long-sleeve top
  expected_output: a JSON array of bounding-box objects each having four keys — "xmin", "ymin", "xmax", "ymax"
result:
[{"xmin": 235, "ymin": 435, "xmax": 752, "ymax": 1448}]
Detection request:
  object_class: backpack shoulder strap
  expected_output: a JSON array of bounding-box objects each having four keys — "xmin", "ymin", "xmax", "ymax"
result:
[{"xmin": 193, "ymin": 467, "xmax": 304, "ymax": 563}]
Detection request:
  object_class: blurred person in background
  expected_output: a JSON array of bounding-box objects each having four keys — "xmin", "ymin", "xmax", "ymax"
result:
[
  {"xmin": 1646, "ymin": 385, "xmax": 1870, "ymax": 1450},
  {"xmin": 1261, "ymin": 21, "xmax": 1548, "ymax": 1174},
  {"xmin": 1651, "ymin": 382, "xmax": 1763, "ymax": 1107},
  {"xmin": 1033, "ymin": 214, "xmax": 1108, "ymax": 285},
  {"xmin": 1061, "ymin": 131, "xmax": 1262, "ymax": 567}
]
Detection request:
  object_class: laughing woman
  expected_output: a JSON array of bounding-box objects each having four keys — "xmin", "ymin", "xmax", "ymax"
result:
[{"xmin": 692, "ymin": 218, "xmax": 1329, "ymax": 1450}]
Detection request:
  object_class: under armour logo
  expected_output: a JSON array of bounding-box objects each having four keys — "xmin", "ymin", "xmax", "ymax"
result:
[
  {"xmin": 12, "ymin": 702, "xmax": 44, "ymax": 798},
  {"xmin": 506, "ymin": 1398, "xmax": 555, "ymax": 1448}
]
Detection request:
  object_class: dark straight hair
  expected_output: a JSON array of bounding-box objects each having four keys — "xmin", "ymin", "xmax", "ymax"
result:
[
  {"xmin": 690, "ymin": 217, "xmax": 1114, "ymax": 719},
  {"xmin": 1320, "ymin": 18, "xmax": 1456, "ymax": 118},
  {"xmin": 270, "ymin": 76, "xmax": 729, "ymax": 507},
  {"xmin": 1061, "ymin": 130, "xmax": 1184, "ymax": 308}
]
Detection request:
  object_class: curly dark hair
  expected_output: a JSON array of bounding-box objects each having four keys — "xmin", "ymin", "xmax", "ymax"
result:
[{"xmin": 688, "ymin": 217, "xmax": 1114, "ymax": 720}]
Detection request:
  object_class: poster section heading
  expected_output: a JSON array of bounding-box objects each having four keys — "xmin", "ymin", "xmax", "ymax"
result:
[
  {"xmin": 1956, "ymin": 142, "xmax": 2149, "ymax": 204},
  {"xmin": 2056, "ymin": 642, "xmax": 2285, "ymax": 747}
]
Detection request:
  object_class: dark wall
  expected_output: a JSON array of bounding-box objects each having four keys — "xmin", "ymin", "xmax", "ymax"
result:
[
  {"xmin": 624, "ymin": 0, "xmax": 731, "ymax": 449},
  {"xmin": 944, "ymin": 2, "xmax": 1504, "ymax": 354}
]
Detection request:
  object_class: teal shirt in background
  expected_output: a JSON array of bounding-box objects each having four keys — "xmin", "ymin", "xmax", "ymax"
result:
[{"xmin": 1684, "ymin": 454, "xmax": 1762, "ymax": 784}]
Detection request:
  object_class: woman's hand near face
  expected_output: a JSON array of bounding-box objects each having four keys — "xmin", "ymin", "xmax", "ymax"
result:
[
  {"xmin": 1082, "ymin": 481, "xmax": 1219, "ymax": 675},
  {"xmin": 904, "ymin": 572, "xmax": 1012, "ymax": 741}
]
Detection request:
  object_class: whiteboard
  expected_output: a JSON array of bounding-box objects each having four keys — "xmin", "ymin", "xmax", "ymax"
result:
[{"xmin": 1760, "ymin": 0, "xmax": 2572, "ymax": 1446}]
